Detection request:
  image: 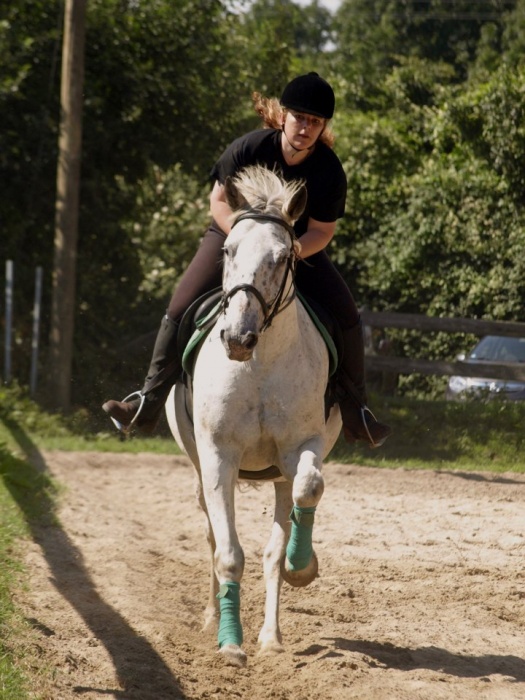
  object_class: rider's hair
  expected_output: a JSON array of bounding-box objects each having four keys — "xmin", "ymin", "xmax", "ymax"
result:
[{"xmin": 251, "ymin": 92, "xmax": 335, "ymax": 149}]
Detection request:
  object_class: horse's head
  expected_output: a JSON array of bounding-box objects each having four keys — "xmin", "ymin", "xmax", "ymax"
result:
[{"xmin": 219, "ymin": 166, "xmax": 307, "ymax": 362}]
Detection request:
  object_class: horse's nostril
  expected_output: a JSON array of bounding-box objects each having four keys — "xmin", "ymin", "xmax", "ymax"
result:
[{"xmin": 244, "ymin": 333, "xmax": 258, "ymax": 350}]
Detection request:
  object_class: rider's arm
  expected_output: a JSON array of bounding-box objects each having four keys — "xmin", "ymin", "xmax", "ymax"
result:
[
  {"xmin": 210, "ymin": 181, "xmax": 336, "ymax": 255},
  {"xmin": 298, "ymin": 219, "xmax": 336, "ymax": 258},
  {"xmin": 210, "ymin": 181, "xmax": 233, "ymax": 234}
]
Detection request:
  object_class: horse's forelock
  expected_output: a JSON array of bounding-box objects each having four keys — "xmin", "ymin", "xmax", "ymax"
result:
[{"xmin": 233, "ymin": 166, "xmax": 302, "ymax": 219}]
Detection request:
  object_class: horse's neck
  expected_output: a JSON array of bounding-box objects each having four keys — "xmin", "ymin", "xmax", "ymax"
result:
[{"xmin": 256, "ymin": 300, "xmax": 302, "ymax": 361}]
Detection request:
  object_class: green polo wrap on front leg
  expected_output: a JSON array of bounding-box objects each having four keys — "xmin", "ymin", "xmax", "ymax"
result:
[
  {"xmin": 217, "ymin": 581, "xmax": 243, "ymax": 648},
  {"xmin": 286, "ymin": 505, "xmax": 316, "ymax": 571}
]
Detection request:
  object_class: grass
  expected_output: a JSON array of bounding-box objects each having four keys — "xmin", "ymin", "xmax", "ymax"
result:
[
  {"xmin": 328, "ymin": 393, "xmax": 525, "ymax": 472},
  {"xmin": 2, "ymin": 384, "xmax": 525, "ymax": 471},
  {"xmin": 0, "ymin": 383, "xmax": 524, "ymax": 694},
  {"xmin": 0, "ymin": 386, "xmax": 63, "ymax": 699},
  {"xmin": 0, "ymin": 442, "xmax": 58, "ymax": 699},
  {"xmin": 0, "ymin": 459, "xmax": 29, "ymax": 699}
]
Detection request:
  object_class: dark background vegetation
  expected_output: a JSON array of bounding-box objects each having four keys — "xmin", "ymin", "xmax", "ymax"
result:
[{"xmin": 2, "ymin": 0, "xmax": 525, "ymax": 423}]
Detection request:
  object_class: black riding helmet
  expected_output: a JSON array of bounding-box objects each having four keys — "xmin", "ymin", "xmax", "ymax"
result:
[{"xmin": 280, "ymin": 72, "xmax": 335, "ymax": 119}]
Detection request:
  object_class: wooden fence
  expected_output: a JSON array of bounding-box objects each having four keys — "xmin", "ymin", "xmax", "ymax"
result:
[{"xmin": 361, "ymin": 311, "xmax": 525, "ymax": 382}]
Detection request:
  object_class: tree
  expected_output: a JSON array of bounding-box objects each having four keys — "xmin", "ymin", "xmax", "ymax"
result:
[
  {"xmin": 328, "ymin": 63, "xmax": 525, "ymax": 399},
  {"xmin": 0, "ymin": 0, "xmax": 281, "ymax": 407},
  {"xmin": 333, "ymin": 0, "xmax": 517, "ymax": 108},
  {"xmin": 0, "ymin": 1, "xmax": 63, "ymax": 358}
]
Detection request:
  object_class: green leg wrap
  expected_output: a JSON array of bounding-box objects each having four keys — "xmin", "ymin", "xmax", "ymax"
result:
[
  {"xmin": 217, "ymin": 581, "xmax": 243, "ymax": 648},
  {"xmin": 286, "ymin": 505, "xmax": 316, "ymax": 571}
]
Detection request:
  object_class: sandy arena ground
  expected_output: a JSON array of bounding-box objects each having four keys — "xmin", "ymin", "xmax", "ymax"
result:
[{"xmin": 14, "ymin": 450, "xmax": 525, "ymax": 700}]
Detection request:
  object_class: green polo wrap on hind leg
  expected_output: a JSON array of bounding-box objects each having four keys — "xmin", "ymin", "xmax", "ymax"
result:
[
  {"xmin": 286, "ymin": 505, "xmax": 316, "ymax": 571},
  {"xmin": 217, "ymin": 581, "xmax": 243, "ymax": 648}
]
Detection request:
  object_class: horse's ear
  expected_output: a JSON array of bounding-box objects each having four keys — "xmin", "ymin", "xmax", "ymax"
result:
[
  {"xmin": 285, "ymin": 185, "xmax": 307, "ymax": 223},
  {"xmin": 224, "ymin": 176, "xmax": 248, "ymax": 211}
]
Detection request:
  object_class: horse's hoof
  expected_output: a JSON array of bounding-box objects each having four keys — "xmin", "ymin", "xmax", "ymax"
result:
[
  {"xmin": 281, "ymin": 552, "xmax": 319, "ymax": 587},
  {"xmin": 257, "ymin": 627, "xmax": 283, "ymax": 655},
  {"xmin": 218, "ymin": 644, "xmax": 247, "ymax": 668},
  {"xmin": 258, "ymin": 640, "xmax": 285, "ymax": 656}
]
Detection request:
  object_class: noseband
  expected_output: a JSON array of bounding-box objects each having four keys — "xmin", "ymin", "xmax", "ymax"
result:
[{"xmin": 220, "ymin": 211, "xmax": 298, "ymax": 332}]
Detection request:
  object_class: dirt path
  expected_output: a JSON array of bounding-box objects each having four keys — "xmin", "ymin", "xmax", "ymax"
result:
[{"xmin": 15, "ymin": 451, "xmax": 525, "ymax": 700}]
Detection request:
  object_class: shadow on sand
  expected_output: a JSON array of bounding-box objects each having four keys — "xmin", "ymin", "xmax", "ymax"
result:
[
  {"xmin": 1, "ymin": 418, "xmax": 187, "ymax": 699},
  {"xmin": 318, "ymin": 637, "xmax": 525, "ymax": 683}
]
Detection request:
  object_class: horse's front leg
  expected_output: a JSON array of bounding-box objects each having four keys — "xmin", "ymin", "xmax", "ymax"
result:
[
  {"xmin": 281, "ymin": 438, "xmax": 325, "ymax": 587},
  {"xmin": 199, "ymin": 447, "xmax": 246, "ymax": 667},
  {"xmin": 257, "ymin": 480, "xmax": 293, "ymax": 655}
]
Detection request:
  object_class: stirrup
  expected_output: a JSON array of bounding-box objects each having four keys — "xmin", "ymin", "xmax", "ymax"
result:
[
  {"xmin": 361, "ymin": 406, "xmax": 389, "ymax": 448},
  {"xmin": 108, "ymin": 390, "xmax": 146, "ymax": 434}
]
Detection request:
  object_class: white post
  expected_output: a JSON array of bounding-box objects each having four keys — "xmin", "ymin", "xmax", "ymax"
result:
[
  {"xmin": 4, "ymin": 260, "xmax": 13, "ymax": 385},
  {"xmin": 30, "ymin": 266, "xmax": 43, "ymax": 397}
]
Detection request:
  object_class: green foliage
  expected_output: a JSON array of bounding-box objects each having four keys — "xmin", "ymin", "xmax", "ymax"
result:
[
  {"xmin": 357, "ymin": 156, "xmax": 524, "ymax": 317},
  {"xmin": 334, "ymin": 0, "xmax": 515, "ymax": 105},
  {"xmin": 331, "ymin": 60, "xmax": 525, "ymax": 391},
  {"xmin": 241, "ymin": 0, "xmax": 333, "ymax": 68},
  {"xmin": 0, "ymin": 383, "xmax": 72, "ymax": 439},
  {"xmin": 0, "ymin": 0, "xmax": 276, "ymax": 406},
  {"xmin": 501, "ymin": 0, "xmax": 525, "ymax": 67},
  {"xmin": 120, "ymin": 165, "xmax": 211, "ymax": 305},
  {"xmin": 2, "ymin": 0, "xmax": 525, "ymax": 409},
  {"xmin": 0, "ymin": 0, "xmax": 62, "ymax": 353}
]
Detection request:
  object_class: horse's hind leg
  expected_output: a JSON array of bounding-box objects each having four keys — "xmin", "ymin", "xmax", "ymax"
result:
[
  {"xmin": 257, "ymin": 480, "xmax": 293, "ymax": 655},
  {"xmin": 281, "ymin": 439, "xmax": 324, "ymax": 587},
  {"xmin": 195, "ymin": 476, "xmax": 219, "ymax": 632}
]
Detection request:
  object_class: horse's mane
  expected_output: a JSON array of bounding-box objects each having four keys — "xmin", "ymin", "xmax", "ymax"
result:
[{"xmin": 232, "ymin": 165, "xmax": 304, "ymax": 217}]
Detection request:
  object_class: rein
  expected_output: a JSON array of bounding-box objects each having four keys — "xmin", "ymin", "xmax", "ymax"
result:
[{"xmin": 220, "ymin": 211, "xmax": 299, "ymax": 332}]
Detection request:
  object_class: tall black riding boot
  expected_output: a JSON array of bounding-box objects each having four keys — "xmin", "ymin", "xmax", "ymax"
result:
[
  {"xmin": 337, "ymin": 319, "xmax": 392, "ymax": 448},
  {"xmin": 102, "ymin": 315, "xmax": 181, "ymax": 434}
]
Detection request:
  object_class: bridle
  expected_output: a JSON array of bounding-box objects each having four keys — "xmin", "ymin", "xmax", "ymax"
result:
[{"xmin": 220, "ymin": 211, "xmax": 299, "ymax": 332}]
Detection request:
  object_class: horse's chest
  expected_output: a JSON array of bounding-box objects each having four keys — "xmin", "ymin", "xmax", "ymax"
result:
[
  {"xmin": 192, "ymin": 318, "xmax": 328, "ymax": 446},
  {"xmin": 199, "ymin": 375, "xmax": 322, "ymax": 441}
]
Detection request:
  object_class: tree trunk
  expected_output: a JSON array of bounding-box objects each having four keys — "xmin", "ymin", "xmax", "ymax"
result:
[{"xmin": 48, "ymin": 0, "xmax": 87, "ymax": 412}]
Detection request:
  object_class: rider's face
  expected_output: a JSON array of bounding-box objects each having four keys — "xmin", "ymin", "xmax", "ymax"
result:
[{"xmin": 283, "ymin": 110, "xmax": 326, "ymax": 150}]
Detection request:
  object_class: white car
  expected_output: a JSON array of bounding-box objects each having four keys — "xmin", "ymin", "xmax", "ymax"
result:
[{"xmin": 446, "ymin": 335, "xmax": 525, "ymax": 401}]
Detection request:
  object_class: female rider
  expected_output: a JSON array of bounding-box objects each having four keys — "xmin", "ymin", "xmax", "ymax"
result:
[{"xmin": 103, "ymin": 72, "xmax": 392, "ymax": 447}]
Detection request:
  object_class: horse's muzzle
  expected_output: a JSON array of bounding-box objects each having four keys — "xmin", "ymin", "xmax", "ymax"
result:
[{"xmin": 220, "ymin": 329, "xmax": 259, "ymax": 361}]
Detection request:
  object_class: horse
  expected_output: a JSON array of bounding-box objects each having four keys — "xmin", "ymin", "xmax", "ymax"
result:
[{"xmin": 165, "ymin": 164, "xmax": 342, "ymax": 667}]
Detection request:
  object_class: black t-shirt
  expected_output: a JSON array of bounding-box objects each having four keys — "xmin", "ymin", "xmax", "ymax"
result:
[{"xmin": 210, "ymin": 128, "xmax": 347, "ymax": 236}]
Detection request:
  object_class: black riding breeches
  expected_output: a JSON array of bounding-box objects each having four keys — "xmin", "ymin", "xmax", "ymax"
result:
[
  {"xmin": 166, "ymin": 226, "xmax": 226, "ymax": 322},
  {"xmin": 295, "ymin": 251, "xmax": 359, "ymax": 331}
]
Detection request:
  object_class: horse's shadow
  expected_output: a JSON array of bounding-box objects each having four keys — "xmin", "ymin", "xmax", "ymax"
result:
[
  {"xmin": 0, "ymin": 418, "xmax": 187, "ymax": 699},
  {"xmin": 315, "ymin": 638, "xmax": 525, "ymax": 682},
  {"xmin": 440, "ymin": 470, "xmax": 525, "ymax": 486}
]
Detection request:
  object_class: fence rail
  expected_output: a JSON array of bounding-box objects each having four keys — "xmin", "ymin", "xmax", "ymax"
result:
[{"xmin": 361, "ymin": 311, "xmax": 525, "ymax": 382}]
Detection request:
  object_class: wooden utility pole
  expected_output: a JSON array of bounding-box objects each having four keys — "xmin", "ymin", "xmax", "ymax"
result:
[{"xmin": 48, "ymin": 0, "xmax": 87, "ymax": 411}]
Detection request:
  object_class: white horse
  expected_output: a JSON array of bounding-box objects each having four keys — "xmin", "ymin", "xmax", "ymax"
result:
[{"xmin": 166, "ymin": 165, "xmax": 342, "ymax": 667}]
